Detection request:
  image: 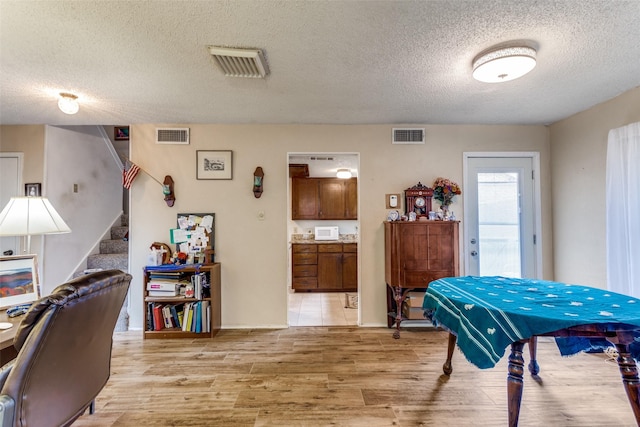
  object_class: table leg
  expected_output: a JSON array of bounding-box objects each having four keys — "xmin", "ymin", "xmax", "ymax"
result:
[
  {"xmin": 613, "ymin": 341, "xmax": 640, "ymax": 424},
  {"xmin": 527, "ymin": 336, "xmax": 539, "ymax": 375},
  {"xmin": 507, "ymin": 340, "xmax": 526, "ymax": 427},
  {"xmin": 443, "ymin": 332, "xmax": 456, "ymax": 375}
]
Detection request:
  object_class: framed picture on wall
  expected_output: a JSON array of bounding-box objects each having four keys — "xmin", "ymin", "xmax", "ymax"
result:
[
  {"xmin": 0, "ymin": 255, "xmax": 40, "ymax": 309},
  {"xmin": 114, "ymin": 126, "xmax": 130, "ymax": 141},
  {"xmin": 196, "ymin": 150, "xmax": 233, "ymax": 180},
  {"xmin": 24, "ymin": 183, "xmax": 41, "ymax": 197}
]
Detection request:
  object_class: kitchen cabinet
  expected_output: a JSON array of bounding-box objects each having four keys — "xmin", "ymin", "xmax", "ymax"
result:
[
  {"xmin": 291, "ymin": 178, "xmax": 357, "ymax": 220},
  {"xmin": 292, "ymin": 243, "xmax": 357, "ymax": 292}
]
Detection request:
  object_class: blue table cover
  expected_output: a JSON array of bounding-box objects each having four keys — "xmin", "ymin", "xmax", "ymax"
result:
[{"xmin": 423, "ymin": 276, "xmax": 640, "ymax": 369}]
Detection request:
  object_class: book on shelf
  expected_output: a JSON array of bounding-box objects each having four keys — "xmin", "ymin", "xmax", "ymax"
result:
[
  {"xmin": 152, "ymin": 304, "xmax": 164, "ymax": 331},
  {"xmin": 194, "ymin": 301, "xmax": 202, "ymax": 333}
]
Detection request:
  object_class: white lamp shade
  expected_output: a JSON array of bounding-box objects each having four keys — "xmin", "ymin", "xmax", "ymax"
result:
[{"xmin": 0, "ymin": 197, "xmax": 71, "ymax": 236}]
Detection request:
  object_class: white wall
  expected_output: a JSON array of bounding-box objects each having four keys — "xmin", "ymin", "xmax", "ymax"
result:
[
  {"xmin": 42, "ymin": 125, "xmax": 123, "ymax": 292},
  {"xmin": 549, "ymin": 86, "xmax": 640, "ymax": 288},
  {"xmin": 129, "ymin": 124, "xmax": 552, "ymax": 330}
]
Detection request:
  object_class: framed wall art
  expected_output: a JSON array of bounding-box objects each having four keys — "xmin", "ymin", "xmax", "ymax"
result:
[
  {"xmin": 196, "ymin": 150, "xmax": 233, "ymax": 180},
  {"xmin": 0, "ymin": 255, "xmax": 40, "ymax": 309},
  {"xmin": 114, "ymin": 126, "xmax": 130, "ymax": 141},
  {"xmin": 25, "ymin": 183, "xmax": 41, "ymax": 197}
]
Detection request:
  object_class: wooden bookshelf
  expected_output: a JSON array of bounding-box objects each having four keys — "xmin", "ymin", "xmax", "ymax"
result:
[{"xmin": 142, "ymin": 263, "xmax": 221, "ymax": 339}]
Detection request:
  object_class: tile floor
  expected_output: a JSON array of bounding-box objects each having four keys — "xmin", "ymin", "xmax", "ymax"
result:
[{"xmin": 288, "ymin": 292, "xmax": 358, "ymax": 326}]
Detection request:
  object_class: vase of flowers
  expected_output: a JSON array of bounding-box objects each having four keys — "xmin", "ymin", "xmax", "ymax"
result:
[{"xmin": 432, "ymin": 177, "xmax": 461, "ymax": 217}]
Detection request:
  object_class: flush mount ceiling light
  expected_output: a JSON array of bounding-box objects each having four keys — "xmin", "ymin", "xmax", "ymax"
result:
[
  {"xmin": 58, "ymin": 92, "xmax": 79, "ymax": 114},
  {"xmin": 336, "ymin": 169, "xmax": 352, "ymax": 179},
  {"xmin": 472, "ymin": 45, "xmax": 537, "ymax": 83}
]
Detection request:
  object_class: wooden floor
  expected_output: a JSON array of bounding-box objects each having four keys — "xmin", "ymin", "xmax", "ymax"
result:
[{"xmin": 73, "ymin": 327, "xmax": 637, "ymax": 426}]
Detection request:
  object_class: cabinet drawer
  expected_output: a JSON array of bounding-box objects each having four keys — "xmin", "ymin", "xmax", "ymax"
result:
[
  {"xmin": 292, "ymin": 277, "xmax": 318, "ymax": 289},
  {"xmin": 293, "ymin": 265, "xmax": 317, "ymax": 277},
  {"xmin": 293, "ymin": 253, "xmax": 317, "ymax": 265},
  {"xmin": 318, "ymin": 244, "xmax": 342, "ymax": 253},
  {"xmin": 343, "ymin": 243, "xmax": 357, "ymax": 253},
  {"xmin": 403, "ymin": 271, "xmax": 433, "ymax": 287},
  {"xmin": 293, "ymin": 244, "xmax": 317, "ymax": 253}
]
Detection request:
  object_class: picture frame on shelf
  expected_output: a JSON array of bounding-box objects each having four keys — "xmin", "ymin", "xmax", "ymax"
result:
[
  {"xmin": 196, "ymin": 150, "xmax": 232, "ymax": 180},
  {"xmin": 114, "ymin": 126, "xmax": 130, "ymax": 141},
  {"xmin": 24, "ymin": 183, "xmax": 41, "ymax": 197},
  {"xmin": 0, "ymin": 255, "xmax": 40, "ymax": 309}
]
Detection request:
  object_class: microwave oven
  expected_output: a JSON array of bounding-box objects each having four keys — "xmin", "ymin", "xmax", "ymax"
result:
[{"xmin": 314, "ymin": 226, "xmax": 339, "ymax": 241}]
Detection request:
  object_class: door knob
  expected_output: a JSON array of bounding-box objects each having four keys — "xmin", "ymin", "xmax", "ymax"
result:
[{"xmin": 470, "ymin": 251, "xmax": 478, "ymax": 256}]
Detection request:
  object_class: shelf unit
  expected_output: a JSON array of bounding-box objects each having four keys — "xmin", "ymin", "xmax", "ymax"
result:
[{"xmin": 143, "ymin": 263, "xmax": 221, "ymax": 339}]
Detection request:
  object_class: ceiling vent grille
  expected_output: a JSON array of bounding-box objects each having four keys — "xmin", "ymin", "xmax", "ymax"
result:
[
  {"xmin": 208, "ymin": 46, "xmax": 269, "ymax": 78},
  {"xmin": 392, "ymin": 128, "xmax": 425, "ymax": 144},
  {"xmin": 156, "ymin": 128, "xmax": 189, "ymax": 145}
]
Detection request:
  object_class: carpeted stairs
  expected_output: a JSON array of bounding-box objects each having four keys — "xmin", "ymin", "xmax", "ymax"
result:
[{"xmin": 86, "ymin": 214, "xmax": 129, "ymax": 331}]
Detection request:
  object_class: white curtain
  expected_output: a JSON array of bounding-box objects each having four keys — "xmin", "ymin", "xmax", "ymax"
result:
[{"xmin": 606, "ymin": 121, "xmax": 640, "ymax": 297}]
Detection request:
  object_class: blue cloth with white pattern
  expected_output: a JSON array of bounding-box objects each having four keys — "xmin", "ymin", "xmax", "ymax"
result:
[{"xmin": 422, "ymin": 276, "xmax": 640, "ymax": 369}]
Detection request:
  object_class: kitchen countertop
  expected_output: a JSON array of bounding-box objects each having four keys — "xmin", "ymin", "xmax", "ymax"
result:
[{"xmin": 290, "ymin": 234, "xmax": 357, "ymax": 244}]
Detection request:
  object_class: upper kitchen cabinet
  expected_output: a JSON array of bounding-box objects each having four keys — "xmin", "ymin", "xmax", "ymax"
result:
[{"xmin": 292, "ymin": 178, "xmax": 357, "ymax": 220}]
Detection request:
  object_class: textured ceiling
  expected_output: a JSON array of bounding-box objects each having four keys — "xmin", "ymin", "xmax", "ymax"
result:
[{"xmin": 1, "ymin": 0, "xmax": 639, "ymax": 126}]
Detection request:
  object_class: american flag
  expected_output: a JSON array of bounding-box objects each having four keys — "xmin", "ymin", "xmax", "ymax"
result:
[{"xmin": 122, "ymin": 161, "xmax": 141, "ymax": 189}]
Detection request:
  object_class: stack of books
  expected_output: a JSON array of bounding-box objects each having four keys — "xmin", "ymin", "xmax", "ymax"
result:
[
  {"xmin": 146, "ymin": 301, "xmax": 210, "ymax": 333},
  {"xmin": 146, "ymin": 271, "xmax": 189, "ymax": 297}
]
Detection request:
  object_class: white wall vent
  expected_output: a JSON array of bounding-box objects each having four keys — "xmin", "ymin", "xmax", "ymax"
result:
[
  {"xmin": 156, "ymin": 128, "xmax": 189, "ymax": 145},
  {"xmin": 392, "ymin": 128, "xmax": 425, "ymax": 144},
  {"xmin": 208, "ymin": 46, "xmax": 269, "ymax": 78}
]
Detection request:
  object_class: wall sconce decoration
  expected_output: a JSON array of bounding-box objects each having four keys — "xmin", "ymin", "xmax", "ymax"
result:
[
  {"xmin": 253, "ymin": 167, "xmax": 264, "ymax": 198},
  {"xmin": 163, "ymin": 176, "xmax": 175, "ymax": 207}
]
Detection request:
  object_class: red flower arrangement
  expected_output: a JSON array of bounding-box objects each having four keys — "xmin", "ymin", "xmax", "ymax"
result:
[{"xmin": 432, "ymin": 177, "xmax": 461, "ymax": 207}]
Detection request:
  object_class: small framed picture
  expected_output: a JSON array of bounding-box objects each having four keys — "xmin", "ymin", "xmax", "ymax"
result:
[
  {"xmin": 0, "ymin": 255, "xmax": 40, "ymax": 309},
  {"xmin": 25, "ymin": 183, "xmax": 41, "ymax": 197},
  {"xmin": 196, "ymin": 150, "xmax": 233, "ymax": 180},
  {"xmin": 114, "ymin": 126, "xmax": 130, "ymax": 141}
]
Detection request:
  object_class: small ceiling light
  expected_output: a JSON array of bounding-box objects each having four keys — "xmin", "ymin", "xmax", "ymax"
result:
[
  {"xmin": 58, "ymin": 92, "xmax": 79, "ymax": 114},
  {"xmin": 336, "ymin": 169, "xmax": 352, "ymax": 179},
  {"xmin": 472, "ymin": 45, "xmax": 537, "ymax": 83}
]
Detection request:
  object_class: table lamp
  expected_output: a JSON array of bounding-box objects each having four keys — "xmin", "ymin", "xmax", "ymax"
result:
[{"xmin": 0, "ymin": 196, "xmax": 71, "ymax": 254}]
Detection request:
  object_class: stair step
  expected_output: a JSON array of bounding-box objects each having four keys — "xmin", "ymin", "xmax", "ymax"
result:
[
  {"xmin": 87, "ymin": 253, "xmax": 128, "ymax": 270},
  {"xmin": 120, "ymin": 214, "xmax": 128, "ymax": 227},
  {"xmin": 111, "ymin": 226, "xmax": 128, "ymax": 240},
  {"xmin": 100, "ymin": 239, "xmax": 129, "ymax": 254}
]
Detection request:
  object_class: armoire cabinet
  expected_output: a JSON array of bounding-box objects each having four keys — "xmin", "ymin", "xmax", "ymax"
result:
[{"xmin": 384, "ymin": 221, "xmax": 459, "ymax": 338}]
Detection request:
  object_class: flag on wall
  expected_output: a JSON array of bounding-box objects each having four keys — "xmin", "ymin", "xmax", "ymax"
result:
[{"xmin": 122, "ymin": 161, "xmax": 141, "ymax": 189}]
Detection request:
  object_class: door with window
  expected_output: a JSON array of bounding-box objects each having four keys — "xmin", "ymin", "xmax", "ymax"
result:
[{"xmin": 464, "ymin": 154, "xmax": 539, "ymax": 278}]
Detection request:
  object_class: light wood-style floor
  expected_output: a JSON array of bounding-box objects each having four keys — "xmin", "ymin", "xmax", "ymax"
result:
[{"xmin": 73, "ymin": 327, "xmax": 637, "ymax": 426}]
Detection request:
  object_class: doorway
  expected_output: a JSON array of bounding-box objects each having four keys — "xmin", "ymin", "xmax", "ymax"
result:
[
  {"xmin": 463, "ymin": 153, "xmax": 542, "ymax": 278},
  {"xmin": 0, "ymin": 153, "xmax": 23, "ymax": 256},
  {"xmin": 287, "ymin": 152, "xmax": 360, "ymax": 326}
]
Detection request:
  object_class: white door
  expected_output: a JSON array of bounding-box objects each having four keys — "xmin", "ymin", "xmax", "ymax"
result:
[
  {"xmin": 0, "ymin": 153, "xmax": 23, "ymax": 255},
  {"xmin": 464, "ymin": 154, "xmax": 540, "ymax": 278}
]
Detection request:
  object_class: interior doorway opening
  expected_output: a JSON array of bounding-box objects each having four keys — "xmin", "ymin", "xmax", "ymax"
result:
[{"xmin": 287, "ymin": 152, "xmax": 360, "ymax": 326}]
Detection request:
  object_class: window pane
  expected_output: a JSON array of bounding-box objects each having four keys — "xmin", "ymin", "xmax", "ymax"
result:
[{"xmin": 477, "ymin": 173, "xmax": 521, "ymax": 277}]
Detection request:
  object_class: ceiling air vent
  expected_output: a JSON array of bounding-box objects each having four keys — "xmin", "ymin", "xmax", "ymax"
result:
[
  {"xmin": 392, "ymin": 128, "xmax": 425, "ymax": 144},
  {"xmin": 208, "ymin": 46, "xmax": 269, "ymax": 78},
  {"xmin": 156, "ymin": 128, "xmax": 189, "ymax": 145}
]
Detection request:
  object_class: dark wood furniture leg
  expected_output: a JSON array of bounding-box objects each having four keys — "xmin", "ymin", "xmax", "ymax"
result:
[
  {"xmin": 611, "ymin": 333, "xmax": 640, "ymax": 423},
  {"xmin": 507, "ymin": 340, "xmax": 526, "ymax": 427},
  {"xmin": 386, "ymin": 284, "xmax": 395, "ymax": 329},
  {"xmin": 392, "ymin": 285, "xmax": 405, "ymax": 339},
  {"xmin": 443, "ymin": 332, "xmax": 457, "ymax": 375},
  {"xmin": 527, "ymin": 336, "xmax": 539, "ymax": 375}
]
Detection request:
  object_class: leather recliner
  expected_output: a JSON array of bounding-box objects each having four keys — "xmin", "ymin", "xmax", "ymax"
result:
[{"xmin": 0, "ymin": 269, "xmax": 132, "ymax": 427}]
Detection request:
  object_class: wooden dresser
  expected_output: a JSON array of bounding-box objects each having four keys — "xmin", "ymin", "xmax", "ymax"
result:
[{"xmin": 384, "ymin": 220, "xmax": 459, "ymax": 338}]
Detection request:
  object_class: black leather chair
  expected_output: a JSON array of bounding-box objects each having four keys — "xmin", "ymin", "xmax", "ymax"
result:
[{"xmin": 0, "ymin": 269, "xmax": 132, "ymax": 427}]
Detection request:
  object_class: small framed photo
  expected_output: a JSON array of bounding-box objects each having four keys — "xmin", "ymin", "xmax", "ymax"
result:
[
  {"xmin": 196, "ymin": 150, "xmax": 233, "ymax": 180},
  {"xmin": 25, "ymin": 183, "xmax": 41, "ymax": 197},
  {"xmin": 0, "ymin": 255, "xmax": 40, "ymax": 309},
  {"xmin": 114, "ymin": 126, "xmax": 130, "ymax": 141}
]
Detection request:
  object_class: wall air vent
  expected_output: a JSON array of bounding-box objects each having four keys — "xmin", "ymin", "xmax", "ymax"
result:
[
  {"xmin": 392, "ymin": 128, "xmax": 425, "ymax": 144},
  {"xmin": 156, "ymin": 128, "xmax": 189, "ymax": 145},
  {"xmin": 208, "ymin": 46, "xmax": 269, "ymax": 78}
]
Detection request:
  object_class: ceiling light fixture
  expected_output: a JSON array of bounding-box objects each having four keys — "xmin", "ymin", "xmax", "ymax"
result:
[
  {"xmin": 472, "ymin": 45, "xmax": 537, "ymax": 83},
  {"xmin": 58, "ymin": 92, "xmax": 79, "ymax": 114},
  {"xmin": 336, "ymin": 169, "xmax": 352, "ymax": 179}
]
